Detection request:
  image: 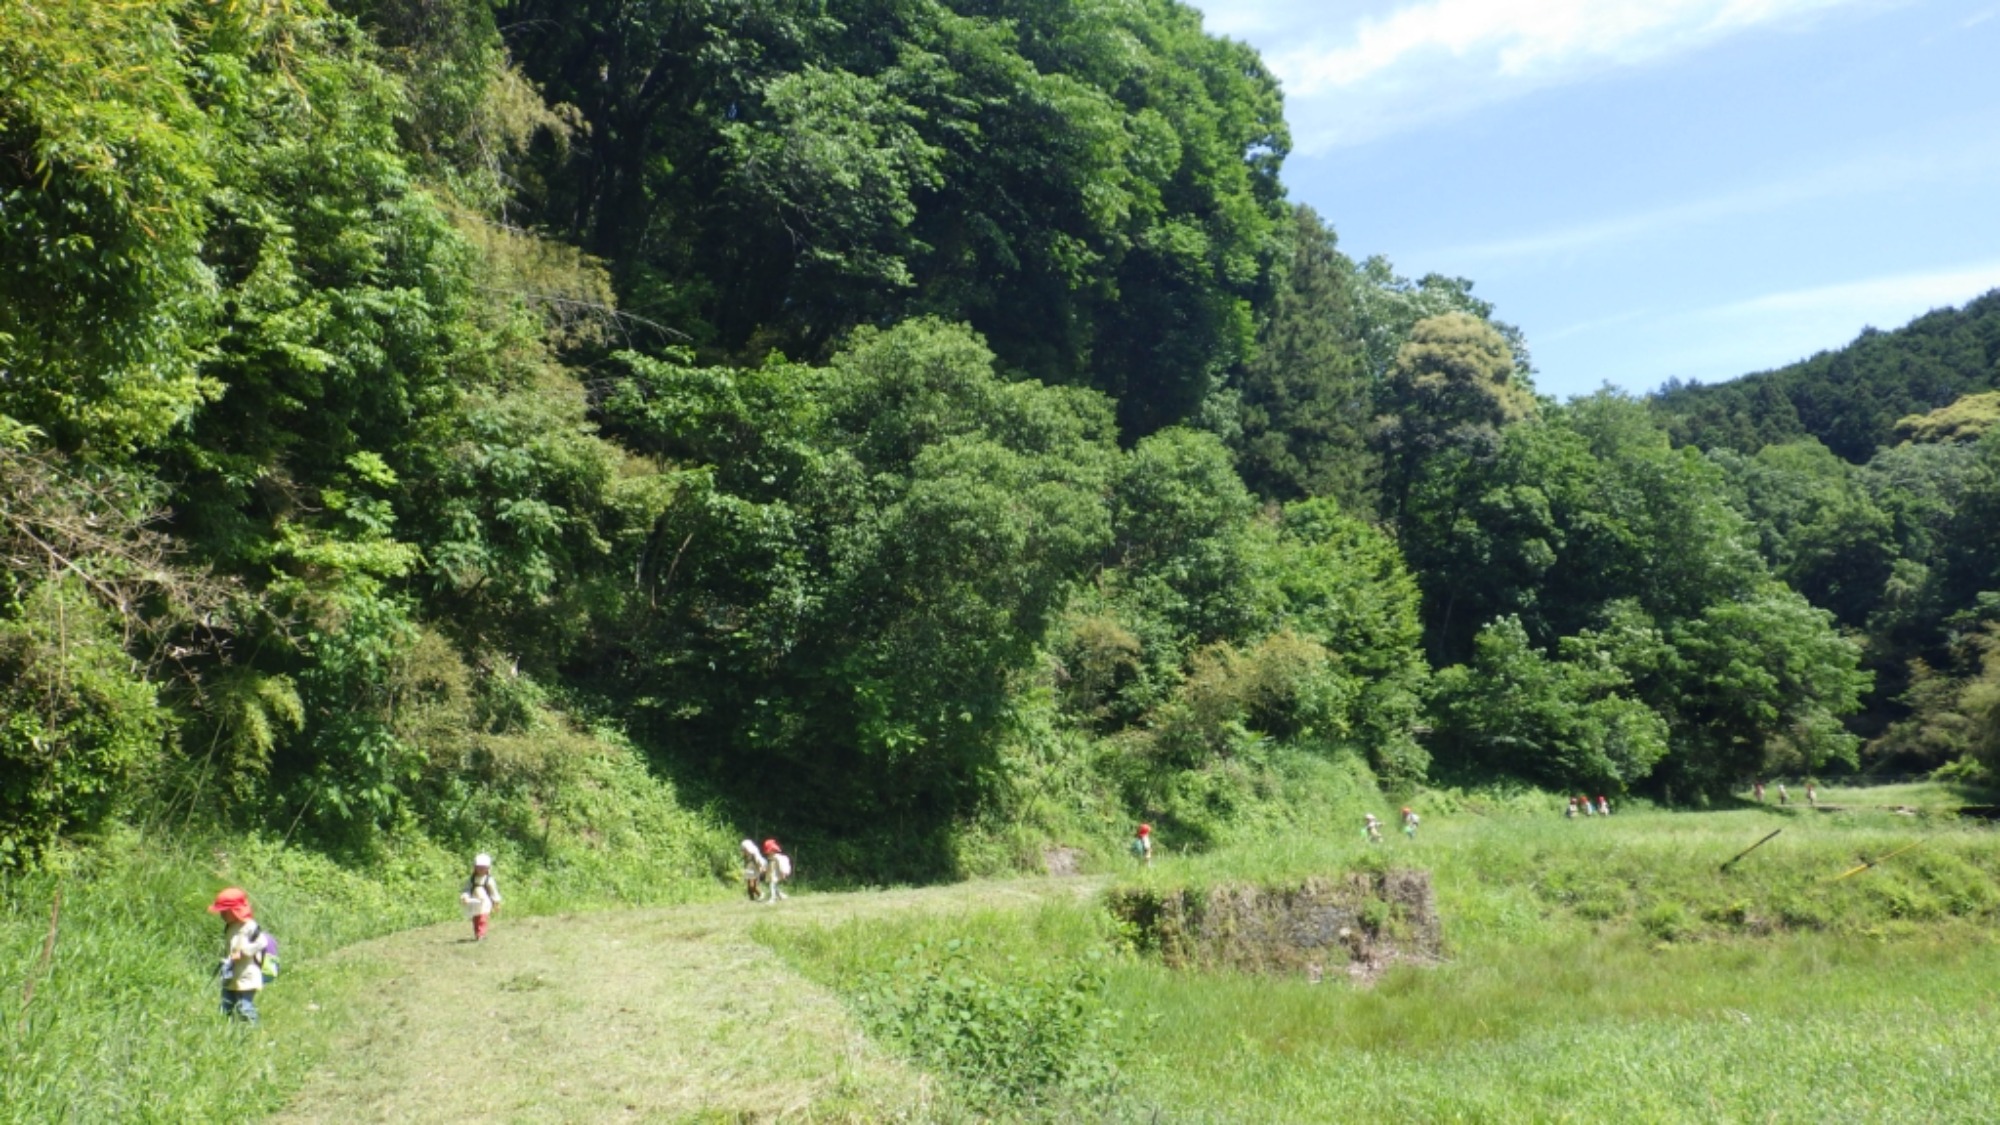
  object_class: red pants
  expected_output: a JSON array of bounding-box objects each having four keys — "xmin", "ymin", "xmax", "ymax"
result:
[{"xmin": 473, "ymin": 912, "xmax": 490, "ymax": 940}]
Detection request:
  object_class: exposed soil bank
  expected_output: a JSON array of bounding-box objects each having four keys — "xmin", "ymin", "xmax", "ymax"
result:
[{"xmin": 1107, "ymin": 870, "xmax": 1441, "ymax": 980}]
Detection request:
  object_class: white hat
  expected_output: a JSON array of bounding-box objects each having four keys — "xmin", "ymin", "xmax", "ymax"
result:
[{"xmin": 474, "ymin": 853, "xmax": 492, "ymax": 867}]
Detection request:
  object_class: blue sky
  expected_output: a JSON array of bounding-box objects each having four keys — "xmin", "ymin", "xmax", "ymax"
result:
[{"xmin": 1187, "ymin": 0, "xmax": 2000, "ymax": 400}]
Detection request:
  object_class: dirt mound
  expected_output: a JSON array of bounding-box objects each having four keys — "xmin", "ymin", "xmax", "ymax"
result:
[
  {"xmin": 1043, "ymin": 846, "xmax": 1085, "ymax": 876},
  {"xmin": 1107, "ymin": 870, "xmax": 1441, "ymax": 981}
]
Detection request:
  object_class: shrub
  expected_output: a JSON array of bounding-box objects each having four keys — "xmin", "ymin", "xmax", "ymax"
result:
[{"xmin": 852, "ymin": 939, "xmax": 1126, "ymax": 1111}]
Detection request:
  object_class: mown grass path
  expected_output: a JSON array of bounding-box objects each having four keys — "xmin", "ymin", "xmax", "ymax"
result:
[{"xmin": 273, "ymin": 878, "xmax": 1093, "ymax": 1122}]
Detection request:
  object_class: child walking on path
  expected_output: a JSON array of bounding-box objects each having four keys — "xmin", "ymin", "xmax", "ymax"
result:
[
  {"xmin": 1133, "ymin": 823, "xmax": 1154, "ymax": 866},
  {"xmin": 462, "ymin": 854, "xmax": 501, "ymax": 941},
  {"xmin": 761, "ymin": 839, "xmax": 790, "ymax": 904},
  {"xmin": 740, "ymin": 839, "xmax": 768, "ymax": 900},
  {"xmin": 209, "ymin": 887, "xmax": 264, "ymax": 1024},
  {"xmin": 1401, "ymin": 807, "xmax": 1419, "ymax": 840}
]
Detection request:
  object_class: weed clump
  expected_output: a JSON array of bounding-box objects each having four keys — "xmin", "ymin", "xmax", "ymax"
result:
[{"xmin": 851, "ymin": 939, "xmax": 1127, "ymax": 1112}]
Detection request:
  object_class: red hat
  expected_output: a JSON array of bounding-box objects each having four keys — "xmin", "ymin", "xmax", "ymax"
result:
[
  {"xmin": 208, "ymin": 887, "xmax": 252, "ymax": 923},
  {"xmin": 762, "ymin": 838, "xmax": 780, "ymax": 855},
  {"xmin": 1137, "ymin": 823, "xmax": 1151, "ymax": 836}
]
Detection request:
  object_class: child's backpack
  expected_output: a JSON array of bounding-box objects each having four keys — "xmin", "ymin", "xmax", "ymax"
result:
[
  {"xmin": 775, "ymin": 852, "xmax": 793, "ymax": 879},
  {"xmin": 257, "ymin": 929, "xmax": 280, "ymax": 982}
]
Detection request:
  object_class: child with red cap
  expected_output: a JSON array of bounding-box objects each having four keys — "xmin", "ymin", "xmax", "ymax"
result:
[
  {"xmin": 761, "ymin": 839, "xmax": 790, "ymax": 904},
  {"xmin": 1133, "ymin": 823, "xmax": 1153, "ymax": 866},
  {"xmin": 208, "ymin": 887, "xmax": 264, "ymax": 1023}
]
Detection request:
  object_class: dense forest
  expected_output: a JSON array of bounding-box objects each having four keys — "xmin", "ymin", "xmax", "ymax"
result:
[
  {"xmin": 1652, "ymin": 296, "xmax": 2000, "ymax": 775},
  {"xmin": 3, "ymin": 0, "xmax": 1997, "ymax": 876}
]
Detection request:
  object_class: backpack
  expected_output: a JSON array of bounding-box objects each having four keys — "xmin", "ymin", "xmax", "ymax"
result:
[
  {"xmin": 775, "ymin": 852, "xmax": 793, "ymax": 879},
  {"xmin": 257, "ymin": 928, "xmax": 280, "ymax": 982}
]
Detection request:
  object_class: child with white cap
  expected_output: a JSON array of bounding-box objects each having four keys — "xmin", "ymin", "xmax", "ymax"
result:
[
  {"xmin": 462, "ymin": 853, "xmax": 502, "ymax": 940},
  {"xmin": 740, "ymin": 838, "xmax": 768, "ymax": 900}
]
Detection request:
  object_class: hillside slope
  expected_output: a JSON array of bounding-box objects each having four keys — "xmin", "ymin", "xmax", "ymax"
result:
[{"xmin": 1653, "ymin": 289, "xmax": 2000, "ymax": 459}]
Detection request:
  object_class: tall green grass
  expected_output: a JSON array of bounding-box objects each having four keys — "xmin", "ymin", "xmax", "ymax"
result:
[
  {"xmin": 773, "ymin": 797, "xmax": 2000, "ymax": 1121},
  {"xmin": 1, "ymin": 762, "xmax": 736, "ymax": 1125},
  {"xmin": 1115, "ymin": 933, "xmax": 2000, "ymax": 1121}
]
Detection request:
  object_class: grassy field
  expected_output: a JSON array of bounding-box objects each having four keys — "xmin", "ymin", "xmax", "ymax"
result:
[
  {"xmin": 7, "ymin": 783, "xmax": 1999, "ymax": 1121},
  {"xmin": 767, "ymin": 785, "xmax": 2000, "ymax": 1123}
]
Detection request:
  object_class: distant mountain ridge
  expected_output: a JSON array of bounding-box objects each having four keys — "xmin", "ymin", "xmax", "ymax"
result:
[{"xmin": 1651, "ymin": 290, "xmax": 2000, "ymax": 461}]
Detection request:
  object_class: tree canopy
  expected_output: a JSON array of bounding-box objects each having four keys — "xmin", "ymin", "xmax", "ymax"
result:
[{"xmin": 6, "ymin": 0, "xmax": 1980, "ymax": 871}]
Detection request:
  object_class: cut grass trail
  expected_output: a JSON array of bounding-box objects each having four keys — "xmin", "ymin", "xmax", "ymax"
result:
[{"xmin": 273, "ymin": 879, "xmax": 1095, "ymax": 1122}]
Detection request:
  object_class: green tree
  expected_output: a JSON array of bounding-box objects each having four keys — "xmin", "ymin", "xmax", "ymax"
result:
[
  {"xmin": 1658, "ymin": 584, "xmax": 1870, "ymax": 793},
  {"xmin": 1229, "ymin": 206, "xmax": 1375, "ymax": 510},
  {"xmin": 0, "ymin": 0, "xmax": 220, "ymax": 456},
  {"xmin": 1431, "ymin": 615, "xmax": 1668, "ymax": 793},
  {"xmin": 1709, "ymin": 439, "xmax": 1897, "ymax": 628},
  {"xmin": 1374, "ymin": 312, "xmax": 1536, "ymax": 523},
  {"xmin": 602, "ymin": 319, "xmax": 1119, "ymax": 834}
]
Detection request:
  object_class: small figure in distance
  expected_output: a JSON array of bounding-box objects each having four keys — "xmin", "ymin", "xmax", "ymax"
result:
[
  {"xmin": 1401, "ymin": 807, "xmax": 1420, "ymax": 840},
  {"xmin": 761, "ymin": 839, "xmax": 790, "ymax": 904},
  {"xmin": 209, "ymin": 887, "xmax": 264, "ymax": 1024},
  {"xmin": 1807, "ymin": 782, "xmax": 1818, "ymax": 808},
  {"xmin": 1565, "ymin": 797, "xmax": 1578, "ymax": 819},
  {"xmin": 740, "ymin": 838, "xmax": 768, "ymax": 900},
  {"xmin": 1364, "ymin": 813, "xmax": 1383, "ymax": 843},
  {"xmin": 1132, "ymin": 823, "xmax": 1154, "ymax": 866},
  {"xmin": 1778, "ymin": 783, "xmax": 1790, "ymax": 806},
  {"xmin": 1755, "ymin": 780, "xmax": 1766, "ymax": 804},
  {"xmin": 1597, "ymin": 795, "xmax": 1610, "ymax": 817},
  {"xmin": 462, "ymin": 853, "xmax": 501, "ymax": 941},
  {"xmin": 1579, "ymin": 794, "xmax": 1595, "ymax": 817}
]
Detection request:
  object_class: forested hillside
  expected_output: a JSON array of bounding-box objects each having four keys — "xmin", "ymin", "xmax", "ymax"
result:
[
  {"xmin": 1653, "ymin": 291, "xmax": 2000, "ymax": 460},
  {"xmin": 1648, "ymin": 293, "xmax": 2000, "ymax": 775},
  {"xmin": 3, "ymin": 0, "xmax": 1992, "ymax": 878}
]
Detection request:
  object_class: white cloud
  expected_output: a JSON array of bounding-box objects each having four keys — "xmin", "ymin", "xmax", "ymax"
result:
[
  {"xmin": 1278, "ymin": 0, "xmax": 1860, "ymax": 95},
  {"xmin": 1541, "ymin": 263, "xmax": 2000, "ymax": 395},
  {"xmin": 1191, "ymin": 0, "xmax": 1890, "ymax": 150},
  {"xmin": 1706, "ymin": 262, "xmax": 2000, "ymax": 322},
  {"xmin": 1431, "ymin": 138, "xmax": 2000, "ymax": 266}
]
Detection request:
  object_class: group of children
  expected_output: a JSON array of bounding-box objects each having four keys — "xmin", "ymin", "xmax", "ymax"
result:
[
  {"xmin": 739, "ymin": 837, "xmax": 793, "ymax": 902},
  {"xmin": 1565, "ymin": 795, "xmax": 1612, "ymax": 818},
  {"xmin": 1361, "ymin": 808, "xmax": 1422, "ymax": 842},
  {"xmin": 209, "ymin": 853, "xmax": 505, "ymax": 1024},
  {"xmin": 212, "ymin": 841, "xmax": 796, "ymax": 1024},
  {"xmin": 1753, "ymin": 780, "xmax": 1819, "ymax": 807}
]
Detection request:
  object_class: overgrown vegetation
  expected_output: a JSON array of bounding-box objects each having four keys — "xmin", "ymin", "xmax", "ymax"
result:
[
  {"xmin": 8, "ymin": 0, "xmax": 1956, "ymax": 900},
  {"xmin": 10, "ymin": 0, "xmax": 2000, "ymax": 1117},
  {"xmin": 1653, "ymin": 296, "xmax": 2000, "ymax": 780},
  {"xmin": 762, "ymin": 791, "xmax": 2000, "ymax": 1121}
]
